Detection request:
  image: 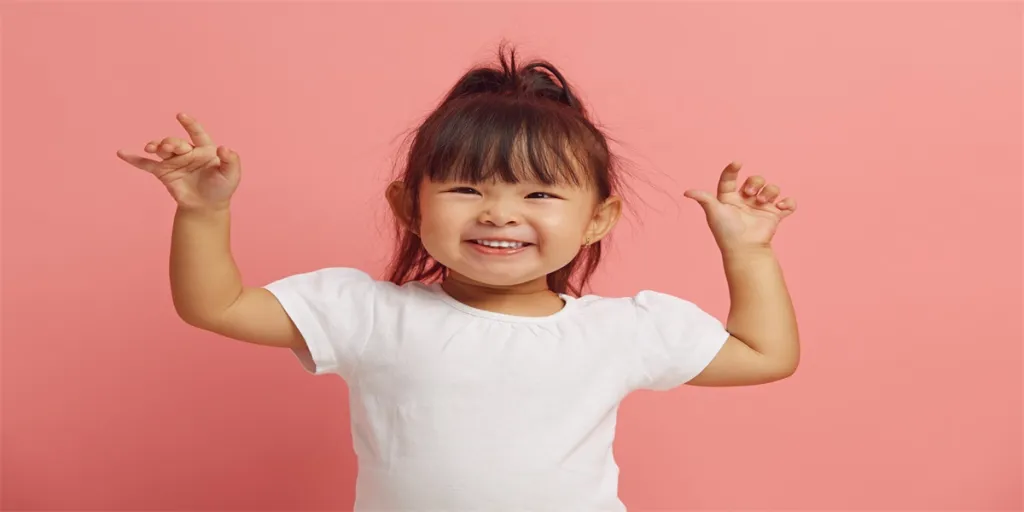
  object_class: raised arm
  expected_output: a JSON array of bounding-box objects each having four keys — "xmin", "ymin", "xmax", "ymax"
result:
[
  {"xmin": 117, "ymin": 113, "xmax": 304, "ymax": 349},
  {"xmin": 682, "ymin": 162, "xmax": 800, "ymax": 386}
]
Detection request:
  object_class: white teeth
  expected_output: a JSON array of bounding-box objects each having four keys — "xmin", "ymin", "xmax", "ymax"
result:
[{"xmin": 475, "ymin": 240, "xmax": 525, "ymax": 249}]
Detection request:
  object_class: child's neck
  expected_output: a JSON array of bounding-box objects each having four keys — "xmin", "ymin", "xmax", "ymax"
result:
[{"xmin": 440, "ymin": 274, "xmax": 565, "ymax": 317}]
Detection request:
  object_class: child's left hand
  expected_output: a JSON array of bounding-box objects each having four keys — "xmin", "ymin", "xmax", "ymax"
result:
[{"xmin": 683, "ymin": 162, "xmax": 796, "ymax": 253}]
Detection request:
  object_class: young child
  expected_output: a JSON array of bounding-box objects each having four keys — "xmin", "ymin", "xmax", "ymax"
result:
[{"xmin": 117, "ymin": 48, "xmax": 799, "ymax": 511}]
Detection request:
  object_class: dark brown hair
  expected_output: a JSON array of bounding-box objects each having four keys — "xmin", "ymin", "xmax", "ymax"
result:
[{"xmin": 386, "ymin": 45, "xmax": 623, "ymax": 296}]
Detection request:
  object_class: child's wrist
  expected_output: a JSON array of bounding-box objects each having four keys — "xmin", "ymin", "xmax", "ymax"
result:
[
  {"xmin": 720, "ymin": 243, "xmax": 775, "ymax": 261},
  {"xmin": 176, "ymin": 202, "xmax": 231, "ymax": 219}
]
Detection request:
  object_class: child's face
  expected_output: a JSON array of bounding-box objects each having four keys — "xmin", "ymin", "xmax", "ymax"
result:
[{"xmin": 414, "ymin": 177, "xmax": 619, "ymax": 289}]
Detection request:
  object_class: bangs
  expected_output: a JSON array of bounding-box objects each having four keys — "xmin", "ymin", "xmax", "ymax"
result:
[{"xmin": 421, "ymin": 96, "xmax": 606, "ymax": 188}]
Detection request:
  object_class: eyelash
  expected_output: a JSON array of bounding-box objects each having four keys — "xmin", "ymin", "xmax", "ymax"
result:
[{"xmin": 448, "ymin": 188, "xmax": 560, "ymax": 200}]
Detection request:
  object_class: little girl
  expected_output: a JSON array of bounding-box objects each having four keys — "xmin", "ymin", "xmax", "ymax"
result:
[{"xmin": 118, "ymin": 48, "xmax": 799, "ymax": 511}]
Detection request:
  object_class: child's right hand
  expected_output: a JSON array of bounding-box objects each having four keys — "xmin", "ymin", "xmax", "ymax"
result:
[{"xmin": 117, "ymin": 113, "xmax": 240, "ymax": 211}]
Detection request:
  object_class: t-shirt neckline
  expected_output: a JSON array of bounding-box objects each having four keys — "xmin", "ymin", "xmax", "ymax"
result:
[{"xmin": 428, "ymin": 282, "xmax": 577, "ymax": 323}]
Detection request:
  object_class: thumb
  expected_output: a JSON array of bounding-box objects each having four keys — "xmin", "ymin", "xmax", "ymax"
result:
[
  {"xmin": 217, "ymin": 146, "xmax": 241, "ymax": 178},
  {"xmin": 683, "ymin": 189, "xmax": 717, "ymax": 211}
]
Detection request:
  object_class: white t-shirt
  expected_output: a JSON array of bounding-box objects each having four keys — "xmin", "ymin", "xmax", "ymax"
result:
[{"xmin": 265, "ymin": 267, "xmax": 729, "ymax": 511}]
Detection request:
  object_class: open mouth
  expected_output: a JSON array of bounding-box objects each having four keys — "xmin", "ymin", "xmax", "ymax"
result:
[
  {"xmin": 467, "ymin": 239, "xmax": 534, "ymax": 255},
  {"xmin": 471, "ymin": 239, "xmax": 531, "ymax": 249}
]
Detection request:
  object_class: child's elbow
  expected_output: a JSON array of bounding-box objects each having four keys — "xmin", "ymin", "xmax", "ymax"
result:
[
  {"xmin": 773, "ymin": 356, "xmax": 800, "ymax": 381},
  {"xmin": 174, "ymin": 302, "xmax": 219, "ymax": 332}
]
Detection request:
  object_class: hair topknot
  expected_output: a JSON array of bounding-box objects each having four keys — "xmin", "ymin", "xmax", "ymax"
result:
[{"xmin": 441, "ymin": 44, "xmax": 584, "ymax": 114}]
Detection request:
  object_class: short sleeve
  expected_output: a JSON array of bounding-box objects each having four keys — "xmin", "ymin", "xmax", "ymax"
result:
[
  {"xmin": 263, "ymin": 267, "xmax": 378, "ymax": 378},
  {"xmin": 630, "ymin": 291, "xmax": 731, "ymax": 391}
]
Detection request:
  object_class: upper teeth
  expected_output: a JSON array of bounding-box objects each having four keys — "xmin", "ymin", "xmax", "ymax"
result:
[{"xmin": 476, "ymin": 240, "xmax": 525, "ymax": 248}]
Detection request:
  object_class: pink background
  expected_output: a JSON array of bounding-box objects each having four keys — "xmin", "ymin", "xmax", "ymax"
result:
[{"xmin": 3, "ymin": 2, "xmax": 1021, "ymax": 510}]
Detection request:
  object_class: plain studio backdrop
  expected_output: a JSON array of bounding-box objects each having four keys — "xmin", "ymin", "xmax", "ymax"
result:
[{"xmin": 3, "ymin": 2, "xmax": 1020, "ymax": 510}]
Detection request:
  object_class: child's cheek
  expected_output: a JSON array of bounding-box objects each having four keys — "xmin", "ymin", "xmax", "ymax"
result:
[
  {"xmin": 533, "ymin": 207, "xmax": 586, "ymax": 254},
  {"xmin": 424, "ymin": 206, "xmax": 472, "ymax": 250}
]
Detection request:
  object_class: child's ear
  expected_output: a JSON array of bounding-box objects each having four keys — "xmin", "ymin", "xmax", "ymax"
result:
[
  {"xmin": 584, "ymin": 195, "xmax": 623, "ymax": 245},
  {"xmin": 386, "ymin": 181, "xmax": 418, "ymax": 234}
]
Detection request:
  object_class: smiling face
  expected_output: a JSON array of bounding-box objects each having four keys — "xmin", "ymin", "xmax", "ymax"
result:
[
  {"xmin": 415, "ymin": 177, "xmax": 616, "ymax": 289},
  {"xmin": 385, "ymin": 85, "xmax": 624, "ymax": 295}
]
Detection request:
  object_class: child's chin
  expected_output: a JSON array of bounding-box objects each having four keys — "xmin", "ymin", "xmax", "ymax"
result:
[{"xmin": 458, "ymin": 267, "xmax": 544, "ymax": 288}]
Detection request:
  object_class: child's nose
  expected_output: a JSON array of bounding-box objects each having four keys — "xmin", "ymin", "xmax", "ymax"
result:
[{"xmin": 478, "ymin": 202, "xmax": 520, "ymax": 226}]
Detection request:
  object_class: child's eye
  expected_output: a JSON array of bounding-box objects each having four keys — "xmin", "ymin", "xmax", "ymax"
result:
[
  {"xmin": 526, "ymin": 192, "xmax": 560, "ymax": 199},
  {"xmin": 448, "ymin": 187, "xmax": 481, "ymax": 195}
]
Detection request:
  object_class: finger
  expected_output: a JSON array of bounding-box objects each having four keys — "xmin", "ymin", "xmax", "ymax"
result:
[
  {"xmin": 144, "ymin": 139, "xmax": 162, "ymax": 154},
  {"xmin": 741, "ymin": 175, "xmax": 765, "ymax": 199},
  {"xmin": 757, "ymin": 184, "xmax": 780, "ymax": 204},
  {"xmin": 116, "ymin": 150, "xmax": 160, "ymax": 173},
  {"xmin": 177, "ymin": 113, "xmax": 214, "ymax": 147},
  {"xmin": 217, "ymin": 145, "xmax": 240, "ymax": 178},
  {"xmin": 776, "ymin": 197, "xmax": 797, "ymax": 218},
  {"xmin": 683, "ymin": 189, "xmax": 716, "ymax": 206},
  {"xmin": 156, "ymin": 137, "xmax": 192, "ymax": 159},
  {"xmin": 716, "ymin": 161, "xmax": 743, "ymax": 195},
  {"xmin": 170, "ymin": 141, "xmax": 193, "ymax": 155},
  {"xmin": 158, "ymin": 142, "xmax": 192, "ymax": 157},
  {"xmin": 157, "ymin": 136, "xmax": 181, "ymax": 153}
]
